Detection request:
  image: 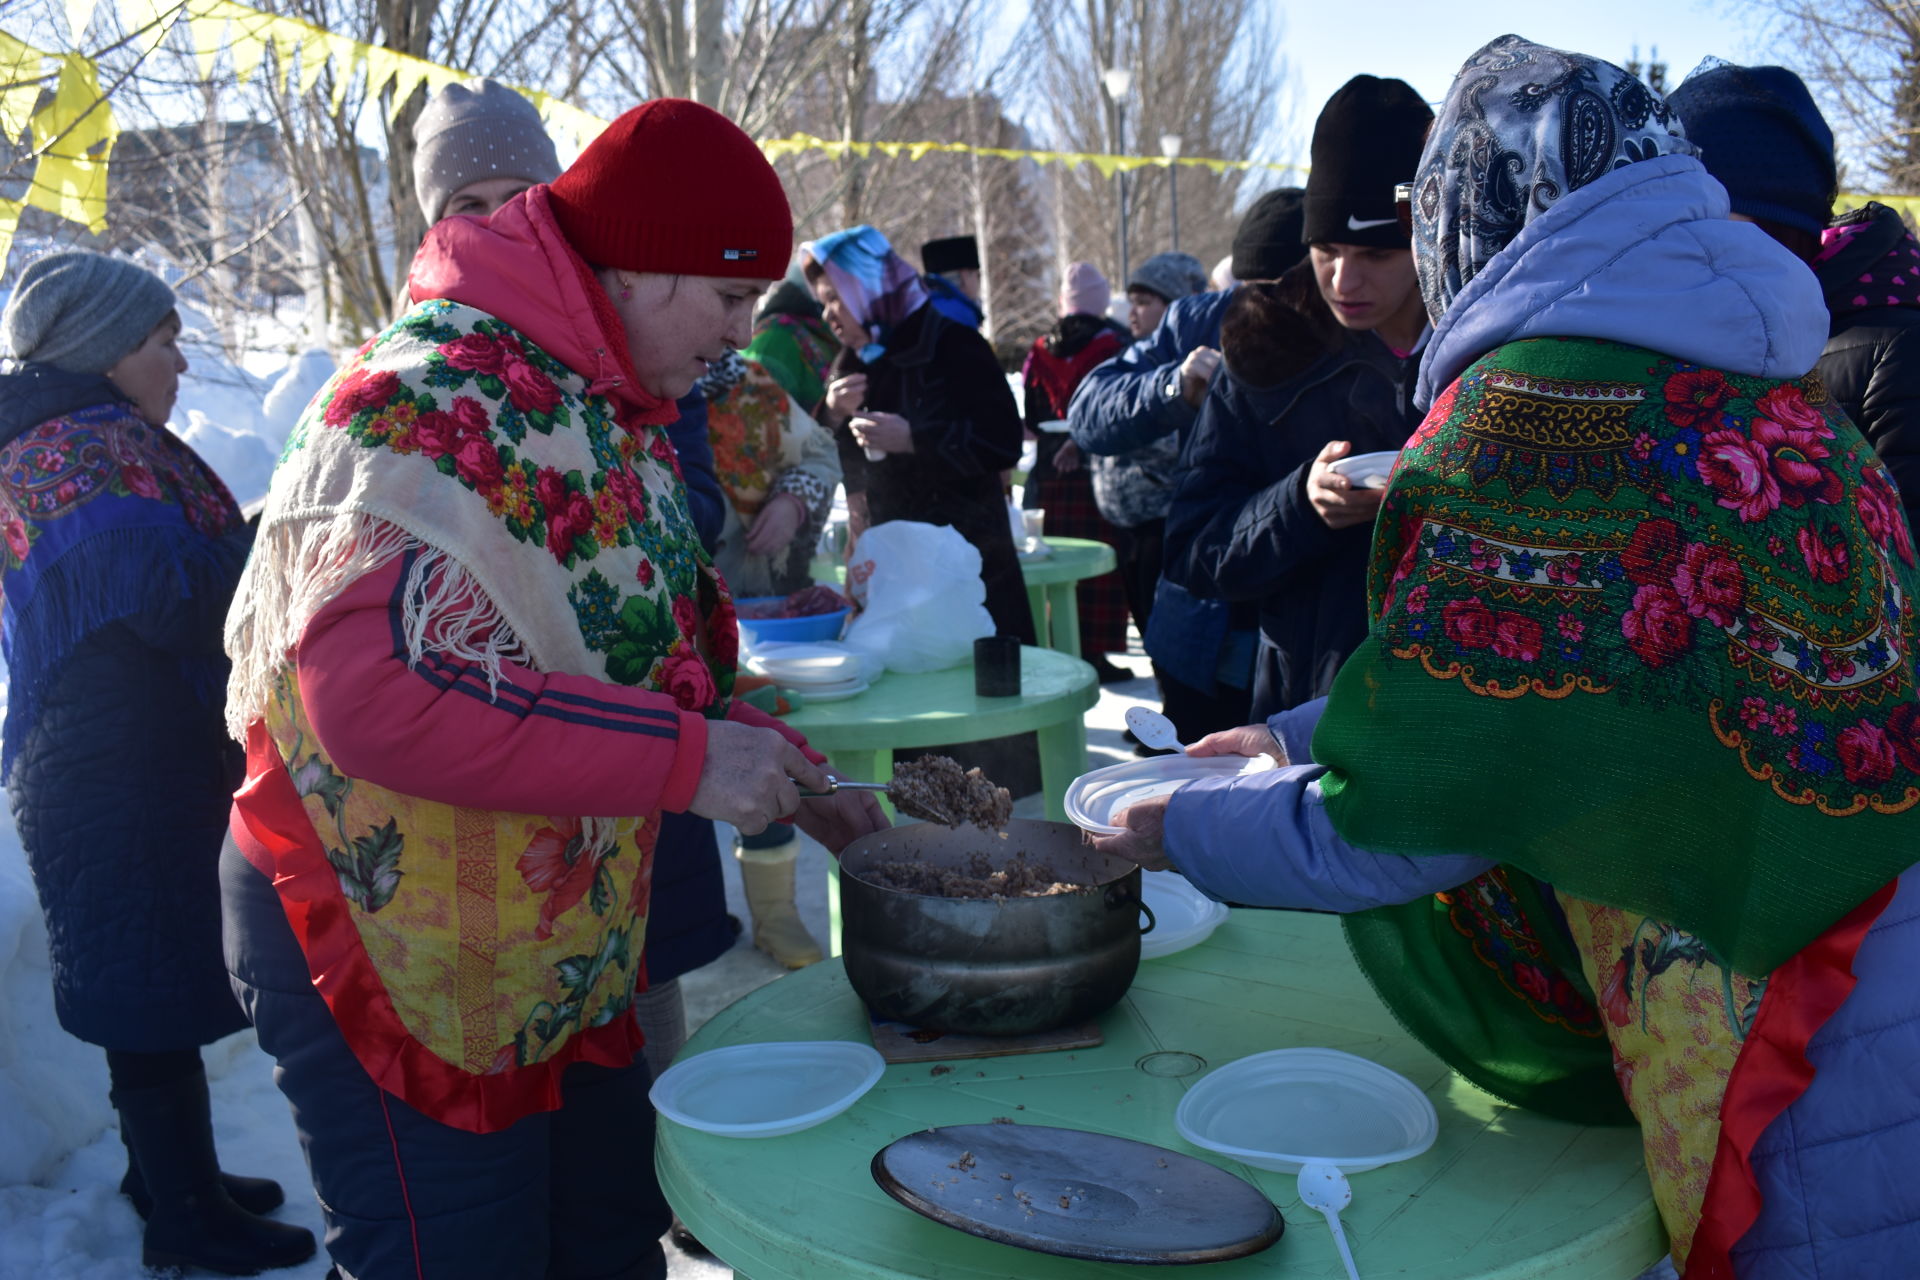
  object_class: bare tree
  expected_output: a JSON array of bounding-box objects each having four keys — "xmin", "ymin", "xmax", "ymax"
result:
[
  {"xmin": 1750, "ymin": 1, "xmax": 1920, "ymax": 191},
  {"xmin": 1030, "ymin": 0, "xmax": 1292, "ymax": 287}
]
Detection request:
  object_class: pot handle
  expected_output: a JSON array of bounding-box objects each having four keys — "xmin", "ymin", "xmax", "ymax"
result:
[{"xmin": 1105, "ymin": 883, "xmax": 1158, "ymax": 935}]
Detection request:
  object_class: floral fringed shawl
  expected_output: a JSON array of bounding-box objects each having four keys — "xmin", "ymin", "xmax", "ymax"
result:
[
  {"xmin": 1314, "ymin": 337, "xmax": 1918, "ymax": 1272},
  {"xmin": 226, "ymin": 300, "xmax": 737, "ymax": 1132},
  {"xmin": 0, "ymin": 389, "xmax": 244, "ymax": 773}
]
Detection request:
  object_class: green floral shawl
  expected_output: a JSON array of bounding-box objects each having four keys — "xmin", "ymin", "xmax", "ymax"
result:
[{"xmin": 1314, "ymin": 337, "xmax": 1920, "ymax": 1111}]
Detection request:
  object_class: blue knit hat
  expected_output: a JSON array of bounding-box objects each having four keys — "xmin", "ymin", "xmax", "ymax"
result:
[{"xmin": 1667, "ymin": 60, "xmax": 1836, "ymax": 235}]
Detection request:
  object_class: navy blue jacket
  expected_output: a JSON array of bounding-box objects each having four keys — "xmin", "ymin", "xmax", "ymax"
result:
[
  {"xmin": 1066, "ymin": 288, "xmax": 1235, "ymax": 456},
  {"xmin": 1166, "ymin": 332, "xmax": 1417, "ymax": 718},
  {"xmin": 1, "ymin": 367, "xmax": 253, "ymax": 1051}
]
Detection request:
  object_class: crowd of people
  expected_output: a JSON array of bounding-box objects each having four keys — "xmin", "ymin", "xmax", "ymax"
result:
[{"xmin": 0, "ymin": 29, "xmax": 1916, "ymax": 1280}]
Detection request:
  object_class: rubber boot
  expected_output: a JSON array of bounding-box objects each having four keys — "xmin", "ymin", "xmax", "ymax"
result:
[
  {"xmin": 112, "ymin": 1070, "xmax": 316, "ymax": 1276},
  {"xmin": 120, "ymin": 1124, "xmax": 285, "ymax": 1220},
  {"xmin": 737, "ymin": 836, "xmax": 823, "ymax": 969}
]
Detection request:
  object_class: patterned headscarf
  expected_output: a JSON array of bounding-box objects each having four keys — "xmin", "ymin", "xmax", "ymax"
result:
[
  {"xmin": 801, "ymin": 225, "xmax": 930, "ymax": 362},
  {"xmin": 1412, "ymin": 34, "xmax": 1698, "ymax": 323}
]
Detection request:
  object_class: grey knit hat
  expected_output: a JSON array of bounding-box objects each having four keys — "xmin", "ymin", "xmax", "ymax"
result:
[
  {"xmin": 1126, "ymin": 251, "xmax": 1208, "ymax": 304},
  {"xmin": 1, "ymin": 250, "xmax": 176, "ymax": 374},
  {"xmin": 412, "ymin": 79, "xmax": 562, "ymax": 223}
]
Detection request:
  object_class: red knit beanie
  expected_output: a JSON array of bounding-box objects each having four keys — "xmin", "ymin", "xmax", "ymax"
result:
[{"xmin": 549, "ymin": 99, "xmax": 792, "ymax": 278}]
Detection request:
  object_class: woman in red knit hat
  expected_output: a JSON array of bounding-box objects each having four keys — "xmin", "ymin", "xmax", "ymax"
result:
[{"xmin": 220, "ymin": 98, "xmax": 888, "ymax": 1280}]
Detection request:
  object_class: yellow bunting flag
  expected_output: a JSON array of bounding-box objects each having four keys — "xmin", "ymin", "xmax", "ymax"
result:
[
  {"xmin": 0, "ymin": 31, "xmax": 48, "ymax": 144},
  {"xmin": 66, "ymin": 0, "xmax": 98, "ymax": 42},
  {"xmin": 26, "ymin": 52, "xmax": 114, "ymax": 234}
]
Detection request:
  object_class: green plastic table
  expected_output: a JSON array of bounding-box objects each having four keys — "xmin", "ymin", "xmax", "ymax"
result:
[
  {"xmin": 1019, "ymin": 537, "xmax": 1118, "ymax": 659},
  {"xmin": 782, "ymin": 646, "xmax": 1097, "ymax": 824},
  {"xmin": 655, "ymin": 908, "xmax": 1665, "ymax": 1280}
]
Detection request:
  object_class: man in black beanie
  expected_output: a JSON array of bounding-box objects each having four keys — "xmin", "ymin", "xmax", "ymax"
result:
[
  {"xmin": 1166, "ymin": 74, "xmax": 1433, "ymax": 722},
  {"xmin": 921, "ymin": 235, "xmax": 985, "ymax": 328},
  {"xmin": 1066, "ymin": 188, "xmax": 1310, "ymax": 745}
]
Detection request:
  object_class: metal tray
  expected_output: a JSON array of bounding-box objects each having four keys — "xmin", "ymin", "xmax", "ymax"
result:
[{"xmin": 870, "ymin": 1122, "xmax": 1283, "ymax": 1265}]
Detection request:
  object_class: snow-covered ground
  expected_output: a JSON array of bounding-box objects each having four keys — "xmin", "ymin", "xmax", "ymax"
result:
[{"xmin": 0, "ymin": 255, "xmax": 1150, "ymax": 1277}]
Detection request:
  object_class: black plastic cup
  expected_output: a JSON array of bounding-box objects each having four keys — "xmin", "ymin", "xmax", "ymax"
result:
[{"xmin": 974, "ymin": 636, "xmax": 1022, "ymax": 697}]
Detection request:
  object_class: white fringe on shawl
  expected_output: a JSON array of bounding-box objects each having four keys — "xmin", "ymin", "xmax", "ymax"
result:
[{"xmin": 224, "ymin": 510, "xmax": 626, "ymax": 856}]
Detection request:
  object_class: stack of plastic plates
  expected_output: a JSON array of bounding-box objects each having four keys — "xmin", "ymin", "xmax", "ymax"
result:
[
  {"xmin": 1065, "ymin": 754, "xmax": 1277, "ymax": 837},
  {"xmin": 1139, "ymin": 871, "xmax": 1231, "ymax": 960},
  {"xmin": 746, "ymin": 642, "xmax": 871, "ymax": 702}
]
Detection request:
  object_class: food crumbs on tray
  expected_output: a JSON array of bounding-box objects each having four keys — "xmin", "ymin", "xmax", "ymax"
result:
[
  {"xmin": 991, "ymin": 1117, "xmax": 1014, "ymax": 1126},
  {"xmin": 1154, "ymin": 1157, "xmax": 1168, "ymax": 1168},
  {"xmin": 956, "ymin": 1151, "xmax": 976, "ymax": 1171},
  {"xmin": 929, "ymin": 1064, "xmax": 952, "ymax": 1077},
  {"xmin": 999, "ymin": 1171, "xmax": 1014, "ymax": 1179}
]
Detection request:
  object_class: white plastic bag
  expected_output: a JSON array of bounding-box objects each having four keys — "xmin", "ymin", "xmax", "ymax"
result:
[{"xmin": 842, "ymin": 521, "xmax": 995, "ymax": 673}]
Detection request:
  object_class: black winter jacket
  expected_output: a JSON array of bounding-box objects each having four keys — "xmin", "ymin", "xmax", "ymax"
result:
[
  {"xmin": 0, "ymin": 367, "xmax": 254, "ymax": 1051},
  {"xmin": 832, "ymin": 303, "xmax": 1035, "ymax": 642},
  {"xmin": 1816, "ymin": 202, "xmax": 1920, "ymax": 530},
  {"xmin": 1167, "ymin": 324, "xmax": 1419, "ymax": 718}
]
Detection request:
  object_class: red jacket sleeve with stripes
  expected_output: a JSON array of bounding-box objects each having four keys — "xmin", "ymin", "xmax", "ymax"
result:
[{"xmin": 293, "ymin": 558, "xmax": 820, "ymax": 818}]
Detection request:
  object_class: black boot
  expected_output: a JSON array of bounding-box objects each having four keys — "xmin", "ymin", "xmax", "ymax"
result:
[
  {"xmin": 120, "ymin": 1124, "xmax": 286, "ymax": 1220},
  {"xmin": 112, "ymin": 1071, "xmax": 316, "ymax": 1276}
]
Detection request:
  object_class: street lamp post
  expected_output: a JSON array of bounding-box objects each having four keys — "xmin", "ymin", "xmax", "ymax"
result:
[
  {"xmin": 1160, "ymin": 133, "xmax": 1183, "ymax": 253},
  {"xmin": 1102, "ymin": 66, "xmax": 1134, "ymax": 289}
]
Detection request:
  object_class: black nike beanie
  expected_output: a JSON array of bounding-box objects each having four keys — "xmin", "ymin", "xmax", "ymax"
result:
[{"xmin": 1302, "ymin": 75, "xmax": 1433, "ymax": 248}]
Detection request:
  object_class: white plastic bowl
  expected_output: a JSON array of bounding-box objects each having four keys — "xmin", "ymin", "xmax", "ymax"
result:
[
  {"xmin": 1174, "ymin": 1047, "xmax": 1438, "ymax": 1173},
  {"xmin": 1327, "ymin": 449, "xmax": 1401, "ymax": 490},
  {"xmin": 649, "ymin": 1040, "xmax": 885, "ymax": 1139},
  {"xmin": 1066, "ymin": 754, "xmax": 1276, "ymax": 837},
  {"xmin": 1139, "ymin": 871, "xmax": 1231, "ymax": 960}
]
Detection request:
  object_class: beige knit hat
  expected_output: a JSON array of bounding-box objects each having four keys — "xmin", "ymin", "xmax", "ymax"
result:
[{"xmin": 411, "ymin": 79, "xmax": 562, "ymax": 223}]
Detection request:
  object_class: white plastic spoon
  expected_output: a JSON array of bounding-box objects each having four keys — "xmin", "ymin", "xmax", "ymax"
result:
[
  {"xmin": 1124, "ymin": 706, "xmax": 1189, "ymax": 754},
  {"xmin": 1298, "ymin": 1162, "xmax": 1361, "ymax": 1280}
]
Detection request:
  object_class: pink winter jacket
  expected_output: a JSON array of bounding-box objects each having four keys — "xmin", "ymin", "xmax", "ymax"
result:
[{"xmin": 296, "ymin": 187, "xmax": 819, "ymax": 813}]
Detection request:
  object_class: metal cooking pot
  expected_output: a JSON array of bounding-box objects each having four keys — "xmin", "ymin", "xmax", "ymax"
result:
[{"xmin": 839, "ymin": 819, "xmax": 1150, "ymax": 1036}]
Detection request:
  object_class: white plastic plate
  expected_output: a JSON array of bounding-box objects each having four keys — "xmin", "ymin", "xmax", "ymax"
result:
[
  {"xmin": 649, "ymin": 1040, "xmax": 885, "ymax": 1139},
  {"xmin": 1174, "ymin": 1047, "xmax": 1438, "ymax": 1173},
  {"xmin": 1065, "ymin": 754, "xmax": 1277, "ymax": 837},
  {"xmin": 1326, "ymin": 449, "xmax": 1401, "ymax": 489},
  {"xmin": 796, "ymin": 677, "xmax": 869, "ymax": 703},
  {"xmin": 746, "ymin": 642, "xmax": 862, "ymax": 680},
  {"xmin": 1139, "ymin": 871, "xmax": 1231, "ymax": 960}
]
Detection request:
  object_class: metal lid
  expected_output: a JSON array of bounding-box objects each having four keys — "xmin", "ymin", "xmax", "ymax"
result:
[{"xmin": 871, "ymin": 1123, "xmax": 1283, "ymax": 1264}]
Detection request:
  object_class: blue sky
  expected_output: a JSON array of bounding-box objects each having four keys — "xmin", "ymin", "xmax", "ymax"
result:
[{"xmin": 1273, "ymin": 0, "xmax": 1768, "ymax": 165}]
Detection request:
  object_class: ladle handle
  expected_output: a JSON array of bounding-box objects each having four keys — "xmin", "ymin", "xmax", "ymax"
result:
[{"xmin": 798, "ymin": 776, "xmax": 891, "ymax": 798}]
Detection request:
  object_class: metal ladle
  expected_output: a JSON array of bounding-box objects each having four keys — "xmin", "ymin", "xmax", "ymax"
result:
[{"xmin": 799, "ymin": 775, "xmax": 959, "ymax": 827}]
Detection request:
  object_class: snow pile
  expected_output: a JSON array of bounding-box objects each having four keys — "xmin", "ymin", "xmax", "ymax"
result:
[
  {"xmin": 258, "ymin": 348, "xmax": 338, "ymax": 458},
  {"xmin": 0, "ymin": 802, "xmax": 111, "ymax": 1188}
]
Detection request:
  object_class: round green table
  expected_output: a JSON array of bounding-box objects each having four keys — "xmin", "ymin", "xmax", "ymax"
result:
[
  {"xmin": 1019, "ymin": 537, "xmax": 1118, "ymax": 659},
  {"xmin": 655, "ymin": 907, "xmax": 1665, "ymax": 1280},
  {"xmin": 782, "ymin": 645, "xmax": 1097, "ymax": 824}
]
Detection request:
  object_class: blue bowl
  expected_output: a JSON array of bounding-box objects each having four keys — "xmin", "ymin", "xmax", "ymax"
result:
[{"xmin": 735, "ymin": 599, "xmax": 851, "ymax": 644}]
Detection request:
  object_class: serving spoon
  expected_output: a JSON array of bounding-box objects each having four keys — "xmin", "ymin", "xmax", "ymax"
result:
[{"xmin": 1298, "ymin": 1163, "xmax": 1361, "ymax": 1280}]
